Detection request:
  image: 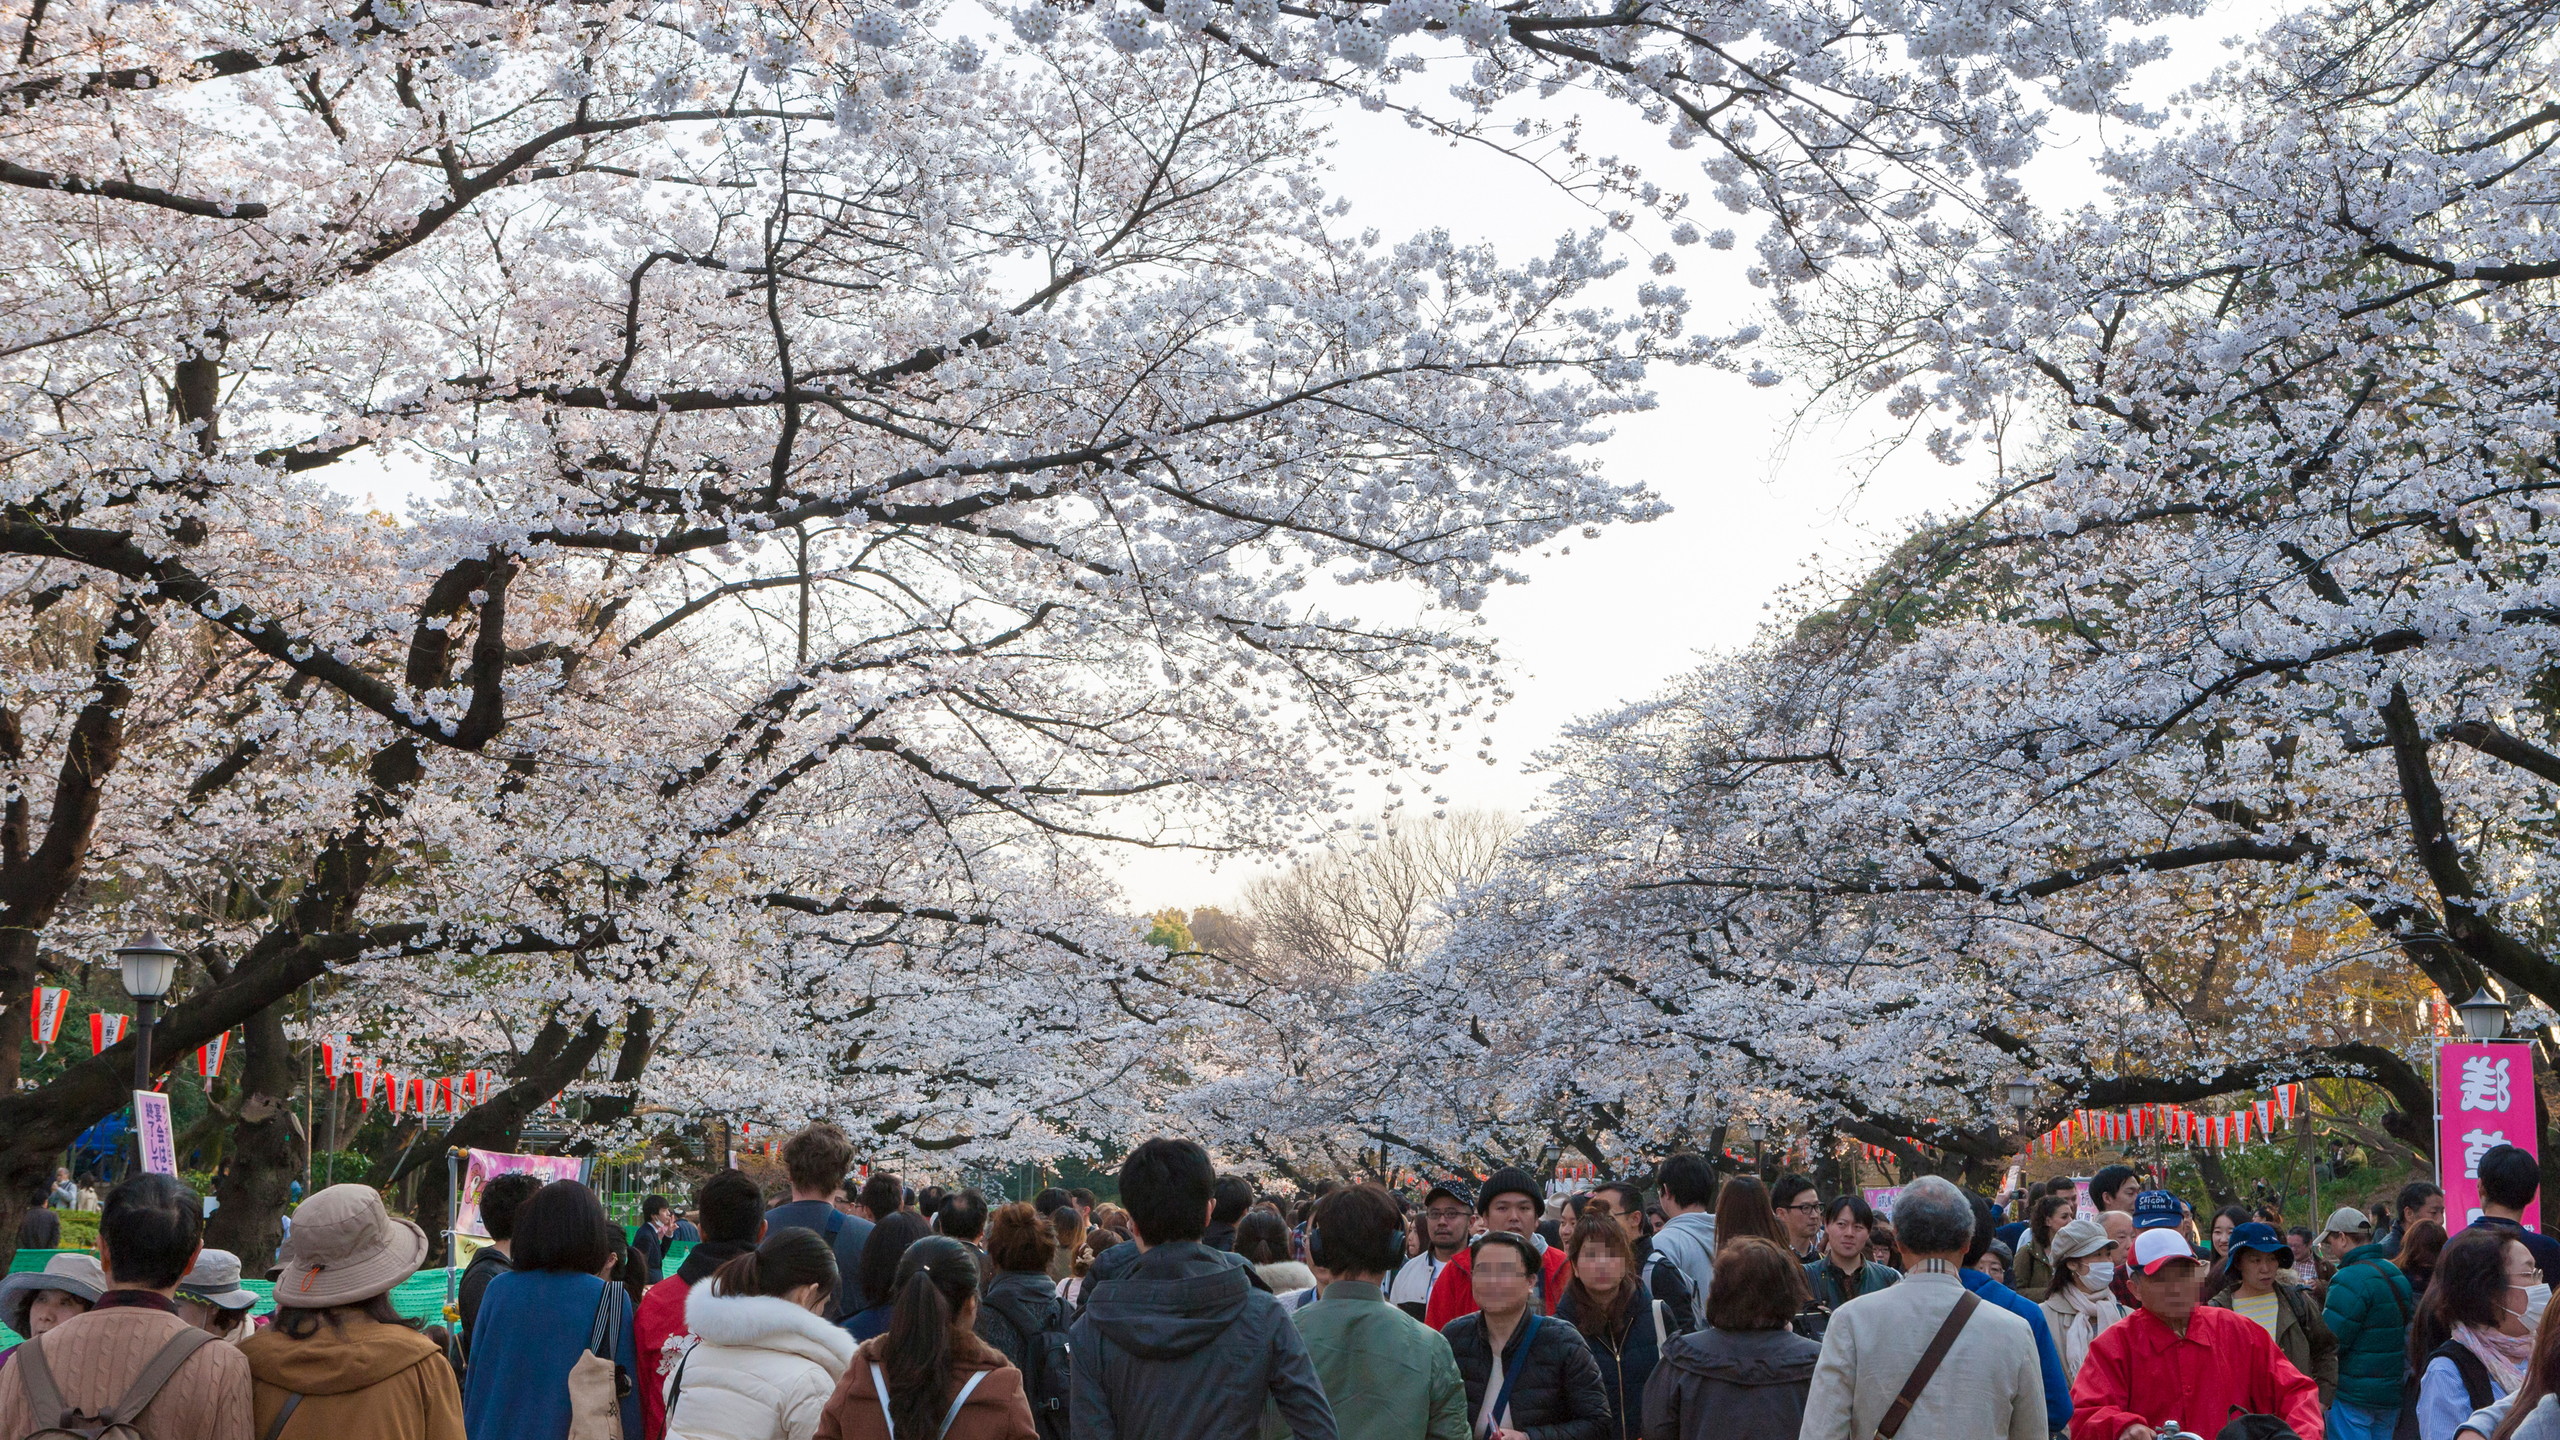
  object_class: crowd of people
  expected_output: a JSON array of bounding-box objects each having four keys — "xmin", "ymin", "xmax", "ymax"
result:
[{"xmin": 5, "ymin": 1126, "xmax": 2556, "ymax": 1440}]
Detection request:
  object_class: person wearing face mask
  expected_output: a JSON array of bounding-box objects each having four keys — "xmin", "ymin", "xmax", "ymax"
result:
[
  {"xmin": 2204, "ymin": 1223, "xmax": 2338, "ymax": 1410},
  {"xmin": 2067, "ymin": 1230, "xmax": 2320, "ymax": 1440},
  {"xmin": 2409, "ymin": 1230, "xmax": 2544, "ymax": 1440},
  {"xmin": 2038, "ymin": 1217, "xmax": 2128, "ymax": 1385}
]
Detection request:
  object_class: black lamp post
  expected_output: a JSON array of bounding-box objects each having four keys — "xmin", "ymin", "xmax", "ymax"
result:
[{"xmin": 114, "ymin": 932, "xmax": 180, "ymax": 1097}]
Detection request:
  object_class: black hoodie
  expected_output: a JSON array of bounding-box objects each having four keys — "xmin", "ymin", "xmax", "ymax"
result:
[{"xmin": 1068, "ymin": 1240, "xmax": 1337, "ymax": 1440}]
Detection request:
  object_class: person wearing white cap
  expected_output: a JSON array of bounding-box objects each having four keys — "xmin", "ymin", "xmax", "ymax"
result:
[
  {"xmin": 2038, "ymin": 1216, "xmax": 2129, "ymax": 1383},
  {"xmin": 0, "ymin": 1251, "xmax": 107, "ymax": 1364},
  {"xmin": 2066, "ymin": 1228, "xmax": 2320, "ymax": 1440},
  {"xmin": 177, "ymin": 1250, "xmax": 263, "ymax": 1343},
  {"xmin": 237, "ymin": 1182, "xmax": 462, "ymax": 1440}
]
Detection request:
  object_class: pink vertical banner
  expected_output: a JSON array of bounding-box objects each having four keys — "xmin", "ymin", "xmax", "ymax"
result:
[{"xmin": 2439, "ymin": 1040, "xmax": 2540, "ymax": 1230}]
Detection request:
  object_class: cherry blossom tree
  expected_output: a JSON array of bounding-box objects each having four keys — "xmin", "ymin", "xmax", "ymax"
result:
[{"xmin": 0, "ymin": 0, "xmax": 1673, "ymax": 1248}]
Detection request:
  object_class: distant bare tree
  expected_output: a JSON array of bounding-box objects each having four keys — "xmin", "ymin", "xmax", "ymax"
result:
[
  {"xmin": 1242, "ymin": 811, "xmax": 1519, "ymax": 984},
  {"xmin": 1187, "ymin": 907, "xmax": 1262, "ymax": 965}
]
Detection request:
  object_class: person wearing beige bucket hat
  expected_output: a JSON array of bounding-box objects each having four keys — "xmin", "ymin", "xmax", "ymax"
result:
[
  {"xmin": 237, "ymin": 1183, "xmax": 462, "ymax": 1440},
  {"xmin": 0, "ymin": 1251, "xmax": 107, "ymax": 1361}
]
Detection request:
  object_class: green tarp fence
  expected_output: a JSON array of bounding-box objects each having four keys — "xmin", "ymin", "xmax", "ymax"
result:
[{"xmin": 0, "ymin": 1240, "xmax": 696, "ymax": 1347}]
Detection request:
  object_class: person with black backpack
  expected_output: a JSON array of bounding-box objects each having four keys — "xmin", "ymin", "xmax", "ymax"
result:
[
  {"xmin": 975, "ymin": 1204, "xmax": 1070, "ymax": 1440},
  {"xmin": 2408, "ymin": 1229, "xmax": 2540, "ymax": 1440},
  {"xmin": 0, "ymin": 1173, "xmax": 253, "ymax": 1440}
]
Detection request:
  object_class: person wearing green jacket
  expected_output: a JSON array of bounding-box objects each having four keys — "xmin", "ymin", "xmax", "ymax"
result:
[
  {"xmin": 2321, "ymin": 1205, "xmax": 2417, "ymax": 1440},
  {"xmin": 1272, "ymin": 1185, "xmax": 1470, "ymax": 1440}
]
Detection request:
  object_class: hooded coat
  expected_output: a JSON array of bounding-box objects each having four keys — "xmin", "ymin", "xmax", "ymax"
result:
[
  {"xmin": 664, "ymin": 1286, "xmax": 856, "ymax": 1440},
  {"xmin": 1067, "ymin": 1240, "xmax": 1337, "ymax": 1440},
  {"xmin": 1640, "ymin": 1325, "xmax": 1821, "ymax": 1440},
  {"xmin": 240, "ymin": 1312, "xmax": 464, "ymax": 1440}
]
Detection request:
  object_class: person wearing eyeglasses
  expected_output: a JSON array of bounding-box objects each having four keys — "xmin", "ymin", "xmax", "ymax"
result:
[
  {"xmin": 1773, "ymin": 1177, "xmax": 1824, "ymax": 1264},
  {"xmin": 1391, "ymin": 1182, "xmax": 1476, "ymax": 1323}
]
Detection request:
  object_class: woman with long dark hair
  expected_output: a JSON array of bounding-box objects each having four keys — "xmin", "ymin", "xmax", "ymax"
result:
[
  {"xmin": 665, "ymin": 1230, "xmax": 849, "ymax": 1440},
  {"xmin": 815, "ymin": 1236, "xmax": 1036, "ymax": 1440},
  {"xmin": 1554, "ymin": 1213, "xmax": 1660, "ymax": 1440},
  {"xmin": 1712, "ymin": 1177, "xmax": 1786, "ymax": 1249},
  {"xmin": 2405, "ymin": 1221, "xmax": 2451, "ymax": 1295},
  {"xmin": 2008, "ymin": 1193, "xmax": 2076, "ymax": 1303},
  {"xmin": 462, "ymin": 1179, "xmax": 641, "ymax": 1440},
  {"xmin": 842, "ymin": 1213, "xmax": 929, "ymax": 1342},
  {"xmin": 2411, "ymin": 1228, "xmax": 2542, "ymax": 1440}
]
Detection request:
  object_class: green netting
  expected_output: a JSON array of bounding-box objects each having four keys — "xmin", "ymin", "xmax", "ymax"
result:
[{"xmin": 1, "ymin": 1250, "xmax": 459, "ymax": 1346}]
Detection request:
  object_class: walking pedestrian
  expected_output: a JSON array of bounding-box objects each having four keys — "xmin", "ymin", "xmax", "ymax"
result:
[
  {"xmin": 1641, "ymin": 1236, "xmax": 1821, "ymax": 1440},
  {"xmin": 240, "ymin": 1184, "xmax": 461, "ymax": 1440},
  {"xmin": 1578, "ymin": 1184, "xmax": 1691, "ymax": 1333},
  {"xmin": 1443, "ymin": 1231, "xmax": 1610, "ymax": 1440},
  {"xmin": 1044, "ymin": 1197, "xmax": 1090, "ymax": 1288},
  {"xmin": 460, "ymin": 1179, "xmax": 642, "ymax": 1440},
  {"xmin": 2203, "ymin": 1221, "xmax": 2337, "ymax": 1409},
  {"xmin": 1241, "ymin": 1212, "xmax": 1317, "ymax": 1305},
  {"xmin": 1066, "ymin": 1137, "xmax": 1336, "ymax": 1440},
  {"xmin": 175, "ymin": 1250, "xmax": 261, "ymax": 1343},
  {"xmin": 2039, "ymin": 1215, "xmax": 2128, "ymax": 1385},
  {"xmin": 1204, "ymin": 1177, "xmax": 1253, "ymax": 1253},
  {"xmin": 1554, "ymin": 1214, "xmax": 1661, "ymax": 1440},
  {"xmin": 767, "ymin": 1125, "xmax": 877, "ymax": 1322},
  {"xmin": 2411, "ymin": 1228, "xmax": 2541, "ymax": 1440},
  {"xmin": 1867, "ymin": 1222, "xmax": 1901, "ymax": 1271},
  {"xmin": 1799, "ymin": 1177, "xmax": 2046, "ymax": 1440},
  {"xmin": 1960, "ymin": 1192, "xmax": 2072, "ymax": 1436},
  {"xmin": 664, "ymin": 1230, "xmax": 850, "ymax": 1440},
  {"xmin": 844, "ymin": 1214, "xmax": 930, "ymax": 1342},
  {"xmin": 2068, "ymin": 1229, "xmax": 2321, "ymax": 1440},
  {"xmin": 1647, "ymin": 1156, "xmax": 1721, "ymax": 1322},
  {"xmin": 1805, "ymin": 1196, "xmax": 1898, "ymax": 1316},
  {"xmin": 639, "ymin": 1169, "xmax": 768, "ymax": 1440},
  {"xmin": 2324, "ymin": 1201, "xmax": 2417, "ymax": 1440},
  {"xmin": 1423, "ymin": 1168, "xmax": 1572, "ymax": 1331},
  {"xmin": 1289, "ymin": 1184, "xmax": 1468, "ymax": 1440},
  {"xmin": 2470, "ymin": 1147, "xmax": 2560, "ymax": 1288},
  {"xmin": 2012, "ymin": 1192, "xmax": 2078, "ymax": 1303},
  {"xmin": 815, "ymin": 1237, "xmax": 1036, "ymax": 1440},
  {"xmin": 2384, "ymin": 1184, "xmax": 2448, "ymax": 1260},
  {"xmin": 1710, "ymin": 1178, "xmax": 1786, "ymax": 1249},
  {"xmin": 458, "ymin": 1171, "xmax": 542, "ymax": 1363},
  {"xmin": 2089, "ymin": 1167, "xmax": 2142, "ymax": 1217},
  {"xmin": 2205, "ymin": 1205, "xmax": 2255, "ymax": 1270},
  {"xmin": 0, "ymin": 1173, "xmax": 254, "ymax": 1440},
  {"xmin": 634, "ymin": 1195, "xmax": 677, "ymax": 1286},
  {"xmin": 975, "ymin": 1203, "xmax": 1069, "ymax": 1440},
  {"xmin": 0, "ymin": 1252, "xmax": 105, "ymax": 1365},
  {"xmin": 1391, "ymin": 1182, "xmax": 1473, "ymax": 1322},
  {"xmin": 2407, "ymin": 1223, "xmax": 2451, "ymax": 1295},
  {"xmin": 1771, "ymin": 1177, "xmax": 1822, "ymax": 1264}
]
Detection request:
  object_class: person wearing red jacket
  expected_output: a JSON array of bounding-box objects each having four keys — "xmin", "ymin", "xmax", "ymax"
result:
[
  {"xmin": 635, "ymin": 1170, "xmax": 768, "ymax": 1440},
  {"xmin": 1423, "ymin": 1166, "xmax": 1573, "ymax": 1329},
  {"xmin": 2071, "ymin": 1229, "xmax": 2325, "ymax": 1440}
]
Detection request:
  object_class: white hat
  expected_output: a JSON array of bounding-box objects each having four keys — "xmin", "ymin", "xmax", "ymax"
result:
[{"xmin": 2133, "ymin": 1228, "xmax": 2198, "ymax": 1274}]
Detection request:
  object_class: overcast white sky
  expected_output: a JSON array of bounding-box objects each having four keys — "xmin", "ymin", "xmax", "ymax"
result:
[{"xmin": 1102, "ymin": 0, "xmax": 2276, "ymax": 909}]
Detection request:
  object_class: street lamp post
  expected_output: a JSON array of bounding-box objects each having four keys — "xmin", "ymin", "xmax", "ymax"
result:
[
  {"xmin": 2007, "ymin": 1077, "xmax": 2036, "ymax": 1153},
  {"xmin": 2458, "ymin": 987, "xmax": 2513, "ymax": 1041},
  {"xmin": 114, "ymin": 932, "xmax": 180, "ymax": 1100}
]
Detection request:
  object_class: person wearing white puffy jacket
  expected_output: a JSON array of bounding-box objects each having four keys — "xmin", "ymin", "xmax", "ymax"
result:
[{"xmin": 666, "ymin": 1230, "xmax": 856, "ymax": 1440}]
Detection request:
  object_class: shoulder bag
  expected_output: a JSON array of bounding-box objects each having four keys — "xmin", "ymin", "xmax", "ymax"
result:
[{"xmin": 1872, "ymin": 1291, "xmax": 1981, "ymax": 1440}]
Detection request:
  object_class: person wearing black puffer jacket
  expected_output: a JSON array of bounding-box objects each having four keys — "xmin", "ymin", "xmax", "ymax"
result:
[{"xmin": 1444, "ymin": 1232, "xmax": 1611, "ymax": 1440}]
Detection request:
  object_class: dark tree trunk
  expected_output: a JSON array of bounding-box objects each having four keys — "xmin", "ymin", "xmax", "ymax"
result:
[
  {"xmin": 397, "ymin": 1011, "xmax": 622, "ymax": 1256},
  {"xmin": 2195, "ymin": 1149, "xmax": 2240, "ymax": 1208},
  {"xmin": 203, "ymin": 999, "xmax": 304, "ymax": 1269}
]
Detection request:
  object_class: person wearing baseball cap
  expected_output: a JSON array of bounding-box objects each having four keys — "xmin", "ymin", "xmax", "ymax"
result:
[
  {"xmin": 1421, "ymin": 1167, "xmax": 1572, "ymax": 1330},
  {"xmin": 2131, "ymin": 1191, "xmax": 2189, "ymax": 1232},
  {"xmin": 2069, "ymin": 1229, "xmax": 2321, "ymax": 1440},
  {"xmin": 1389, "ymin": 1180, "xmax": 1472, "ymax": 1321},
  {"xmin": 236, "ymin": 1183, "xmax": 459, "ymax": 1439},
  {"xmin": 2323, "ymin": 1204, "xmax": 2417, "ymax": 1440}
]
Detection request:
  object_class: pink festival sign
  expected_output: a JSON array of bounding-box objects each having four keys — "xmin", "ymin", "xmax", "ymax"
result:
[
  {"xmin": 453, "ymin": 1147, "xmax": 589, "ymax": 1238},
  {"xmin": 2438, "ymin": 1041, "xmax": 2540, "ymax": 1231}
]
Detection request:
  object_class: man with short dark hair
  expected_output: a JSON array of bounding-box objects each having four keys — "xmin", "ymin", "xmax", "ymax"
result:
[
  {"xmin": 631, "ymin": 1192, "xmax": 674, "ymax": 1284},
  {"xmin": 459, "ymin": 1169, "xmax": 544, "ymax": 1359},
  {"xmin": 767, "ymin": 1122, "xmax": 873, "ymax": 1320},
  {"xmin": 1773, "ymin": 1173, "xmax": 1823, "ymax": 1261},
  {"xmin": 2089, "ymin": 1165, "xmax": 2142, "ymax": 1215},
  {"xmin": 857, "ymin": 1170, "xmax": 903, "ymax": 1223},
  {"xmin": 1292, "ymin": 1185, "xmax": 1467, "ymax": 1440},
  {"xmin": 2382, "ymin": 1181, "xmax": 2445, "ymax": 1258},
  {"xmin": 0, "ymin": 1174, "xmax": 253, "ymax": 1440},
  {"xmin": 1069, "ymin": 1137, "xmax": 1337, "ymax": 1440},
  {"xmin": 2467, "ymin": 1144, "xmax": 2560, "ymax": 1285},
  {"xmin": 1204, "ymin": 1174, "xmax": 1252, "ymax": 1252},
  {"xmin": 636, "ymin": 1169, "xmax": 765, "ymax": 1440},
  {"xmin": 1650, "ymin": 1152, "xmax": 1721, "ymax": 1321},
  {"xmin": 940, "ymin": 1188, "xmax": 990, "ymax": 1246}
]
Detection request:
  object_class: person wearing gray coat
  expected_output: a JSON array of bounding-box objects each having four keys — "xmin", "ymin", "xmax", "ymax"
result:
[
  {"xmin": 1068, "ymin": 1139, "xmax": 1336, "ymax": 1440},
  {"xmin": 1643, "ymin": 1236, "xmax": 1822, "ymax": 1440}
]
